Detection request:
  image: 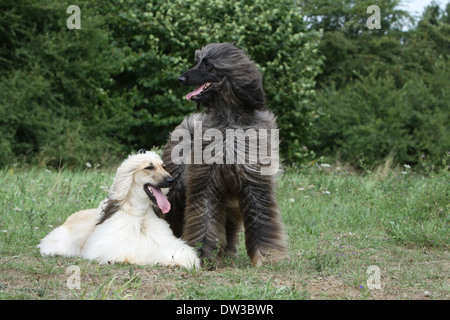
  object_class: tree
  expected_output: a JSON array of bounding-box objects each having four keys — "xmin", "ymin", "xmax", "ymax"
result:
[
  {"xmin": 96, "ymin": 0, "xmax": 323, "ymax": 163},
  {"xmin": 0, "ymin": 0, "xmax": 125, "ymax": 167},
  {"xmin": 0, "ymin": 0, "xmax": 323, "ymax": 167},
  {"xmin": 306, "ymin": 0, "xmax": 449, "ymax": 168}
]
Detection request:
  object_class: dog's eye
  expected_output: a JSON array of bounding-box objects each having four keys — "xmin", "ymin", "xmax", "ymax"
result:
[
  {"xmin": 144, "ymin": 165, "xmax": 154, "ymax": 170},
  {"xmin": 203, "ymin": 60, "xmax": 212, "ymax": 68}
]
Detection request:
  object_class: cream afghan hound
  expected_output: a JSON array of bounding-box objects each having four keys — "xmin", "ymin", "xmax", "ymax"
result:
[{"xmin": 38, "ymin": 151, "xmax": 200, "ymax": 269}]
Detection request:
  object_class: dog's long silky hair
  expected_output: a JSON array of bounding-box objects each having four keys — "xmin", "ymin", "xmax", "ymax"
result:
[
  {"xmin": 196, "ymin": 43, "xmax": 266, "ymax": 110},
  {"xmin": 97, "ymin": 152, "xmax": 149, "ymax": 225},
  {"xmin": 163, "ymin": 43, "xmax": 288, "ymax": 267}
]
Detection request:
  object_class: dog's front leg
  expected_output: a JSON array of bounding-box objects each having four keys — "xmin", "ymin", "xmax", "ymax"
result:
[
  {"xmin": 162, "ymin": 141, "xmax": 187, "ymax": 238},
  {"xmin": 182, "ymin": 164, "xmax": 227, "ymax": 268},
  {"xmin": 239, "ymin": 174, "xmax": 289, "ymax": 267}
]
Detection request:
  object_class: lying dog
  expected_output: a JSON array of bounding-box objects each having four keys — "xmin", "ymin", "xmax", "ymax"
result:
[{"xmin": 38, "ymin": 151, "xmax": 200, "ymax": 269}]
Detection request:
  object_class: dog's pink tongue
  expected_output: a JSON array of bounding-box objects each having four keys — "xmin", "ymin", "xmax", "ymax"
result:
[
  {"xmin": 150, "ymin": 186, "xmax": 171, "ymax": 214},
  {"xmin": 186, "ymin": 83, "xmax": 207, "ymax": 100}
]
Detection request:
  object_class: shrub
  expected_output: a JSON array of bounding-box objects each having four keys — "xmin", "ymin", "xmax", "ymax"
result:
[
  {"xmin": 314, "ymin": 61, "xmax": 450, "ymax": 168},
  {"xmin": 309, "ymin": 1, "xmax": 449, "ymax": 169},
  {"xmin": 97, "ymin": 0, "xmax": 323, "ymax": 163},
  {"xmin": 0, "ymin": 0, "xmax": 322, "ymax": 168},
  {"xmin": 0, "ymin": 0, "xmax": 125, "ymax": 167}
]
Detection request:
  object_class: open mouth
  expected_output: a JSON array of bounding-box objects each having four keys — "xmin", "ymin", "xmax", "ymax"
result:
[
  {"xmin": 185, "ymin": 82, "xmax": 212, "ymax": 101},
  {"xmin": 144, "ymin": 183, "xmax": 171, "ymax": 214}
]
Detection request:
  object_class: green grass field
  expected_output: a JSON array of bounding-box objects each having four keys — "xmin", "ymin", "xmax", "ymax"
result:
[{"xmin": 0, "ymin": 162, "xmax": 448, "ymax": 300}]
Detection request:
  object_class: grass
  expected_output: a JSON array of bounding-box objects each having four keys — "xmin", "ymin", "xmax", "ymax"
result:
[{"xmin": 0, "ymin": 161, "xmax": 448, "ymax": 300}]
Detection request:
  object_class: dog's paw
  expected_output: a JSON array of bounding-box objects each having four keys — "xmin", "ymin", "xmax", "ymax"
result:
[{"xmin": 171, "ymin": 247, "xmax": 201, "ymax": 269}]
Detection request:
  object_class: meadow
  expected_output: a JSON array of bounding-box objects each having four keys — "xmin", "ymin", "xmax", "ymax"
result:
[{"xmin": 0, "ymin": 160, "xmax": 448, "ymax": 300}]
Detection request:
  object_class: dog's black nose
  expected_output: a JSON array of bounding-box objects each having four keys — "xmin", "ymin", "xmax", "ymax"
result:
[
  {"xmin": 165, "ymin": 176, "xmax": 174, "ymax": 185},
  {"xmin": 178, "ymin": 76, "xmax": 186, "ymax": 84}
]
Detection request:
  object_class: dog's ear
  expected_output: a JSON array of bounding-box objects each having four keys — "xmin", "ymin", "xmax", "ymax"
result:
[
  {"xmin": 97, "ymin": 199, "xmax": 120, "ymax": 225},
  {"xmin": 233, "ymin": 80, "xmax": 266, "ymax": 110},
  {"xmin": 108, "ymin": 165, "xmax": 135, "ymax": 205},
  {"xmin": 97, "ymin": 154, "xmax": 145, "ymax": 224}
]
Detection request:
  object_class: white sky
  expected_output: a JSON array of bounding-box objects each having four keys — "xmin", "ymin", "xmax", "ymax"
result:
[{"xmin": 399, "ymin": 0, "xmax": 448, "ymax": 18}]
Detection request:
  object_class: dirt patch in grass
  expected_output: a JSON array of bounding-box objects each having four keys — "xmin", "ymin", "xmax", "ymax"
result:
[
  {"xmin": 1, "ymin": 250, "xmax": 448, "ymax": 300},
  {"xmin": 305, "ymin": 276, "xmax": 360, "ymax": 299}
]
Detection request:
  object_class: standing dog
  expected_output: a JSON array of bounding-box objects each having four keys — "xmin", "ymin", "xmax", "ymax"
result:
[
  {"xmin": 162, "ymin": 43, "xmax": 288, "ymax": 267},
  {"xmin": 38, "ymin": 151, "xmax": 200, "ymax": 269}
]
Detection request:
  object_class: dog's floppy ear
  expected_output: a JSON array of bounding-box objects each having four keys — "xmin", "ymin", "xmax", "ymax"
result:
[
  {"xmin": 97, "ymin": 198, "xmax": 120, "ymax": 225},
  {"xmin": 108, "ymin": 164, "xmax": 134, "ymax": 204},
  {"xmin": 233, "ymin": 80, "xmax": 266, "ymax": 110},
  {"xmin": 97, "ymin": 156, "xmax": 135, "ymax": 224}
]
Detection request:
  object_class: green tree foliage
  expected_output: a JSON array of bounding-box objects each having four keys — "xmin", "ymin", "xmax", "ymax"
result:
[
  {"xmin": 315, "ymin": 66, "xmax": 449, "ymax": 167},
  {"xmin": 0, "ymin": 0, "xmax": 322, "ymax": 167},
  {"xmin": 1, "ymin": 0, "xmax": 448, "ymax": 169},
  {"xmin": 0, "ymin": 0, "xmax": 126, "ymax": 167},
  {"xmin": 305, "ymin": 0, "xmax": 450, "ymax": 168},
  {"xmin": 96, "ymin": 0, "xmax": 323, "ymax": 162},
  {"xmin": 300, "ymin": 0, "xmax": 411, "ymax": 88}
]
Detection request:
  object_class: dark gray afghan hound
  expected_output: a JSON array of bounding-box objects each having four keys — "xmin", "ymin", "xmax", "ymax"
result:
[{"xmin": 162, "ymin": 42, "xmax": 288, "ymax": 267}]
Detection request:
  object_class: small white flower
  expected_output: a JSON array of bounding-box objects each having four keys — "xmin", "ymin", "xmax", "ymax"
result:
[
  {"xmin": 85, "ymin": 162, "xmax": 92, "ymax": 168},
  {"xmin": 298, "ymin": 187, "xmax": 305, "ymax": 191},
  {"xmin": 14, "ymin": 207, "xmax": 22, "ymax": 212},
  {"xmin": 401, "ymin": 171, "xmax": 408, "ymax": 175},
  {"xmin": 289, "ymin": 198, "xmax": 295, "ymax": 203},
  {"xmin": 404, "ymin": 164, "xmax": 411, "ymax": 169},
  {"xmin": 320, "ymin": 163, "xmax": 331, "ymax": 168},
  {"xmin": 324, "ymin": 191, "xmax": 331, "ymax": 195}
]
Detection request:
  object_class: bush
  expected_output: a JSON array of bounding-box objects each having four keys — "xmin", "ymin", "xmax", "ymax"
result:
[
  {"xmin": 0, "ymin": 0, "xmax": 126, "ymax": 167},
  {"xmin": 97, "ymin": 0, "xmax": 323, "ymax": 163},
  {"xmin": 0, "ymin": 0, "xmax": 322, "ymax": 168},
  {"xmin": 308, "ymin": 1, "xmax": 449, "ymax": 169},
  {"xmin": 314, "ymin": 61, "xmax": 450, "ymax": 168}
]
